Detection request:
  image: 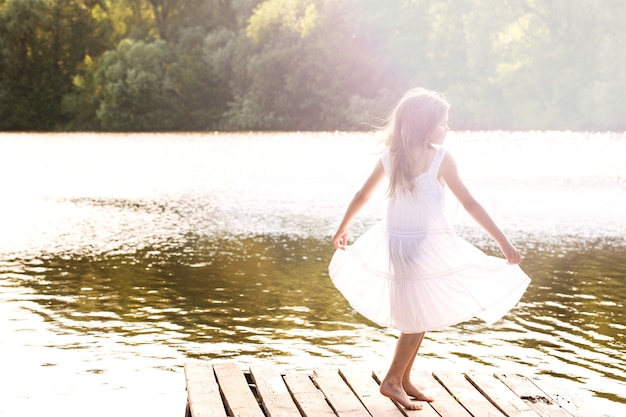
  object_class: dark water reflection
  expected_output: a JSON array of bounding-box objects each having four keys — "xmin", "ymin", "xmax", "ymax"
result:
[
  {"xmin": 515, "ymin": 238, "xmax": 626, "ymax": 387},
  {"xmin": 8, "ymin": 232, "xmax": 625, "ymax": 409},
  {"xmin": 12, "ymin": 235, "xmax": 368, "ymax": 358}
]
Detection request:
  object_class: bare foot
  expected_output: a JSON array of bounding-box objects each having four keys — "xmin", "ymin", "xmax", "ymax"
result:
[
  {"xmin": 403, "ymin": 381, "xmax": 434, "ymax": 402},
  {"xmin": 380, "ymin": 380, "xmax": 423, "ymax": 410}
]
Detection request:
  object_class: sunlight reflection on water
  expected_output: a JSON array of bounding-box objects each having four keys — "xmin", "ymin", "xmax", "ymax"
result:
[{"xmin": 1, "ymin": 132, "xmax": 625, "ymax": 416}]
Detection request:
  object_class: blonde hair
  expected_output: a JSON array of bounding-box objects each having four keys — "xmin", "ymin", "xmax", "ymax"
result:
[{"xmin": 384, "ymin": 88, "xmax": 449, "ymax": 197}]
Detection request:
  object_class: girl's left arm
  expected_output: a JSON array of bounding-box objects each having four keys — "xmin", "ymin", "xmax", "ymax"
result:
[{"xmin": 440, "ymin": 153, "xmax": 522, "ymax": 265}]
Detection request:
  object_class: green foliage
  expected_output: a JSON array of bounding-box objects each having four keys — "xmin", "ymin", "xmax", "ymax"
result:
[
  {"xmin": 246, "ymin": 0, "xmax": 318, "ymax": 43},
  {"xmin": 171, "ymin": 27, "xmax": 234, "ymax": 129},
  {"xmin": 226, "ymin": 0, "xmax": 400, "ymax": 130},
  {"xmin": 62, "ymin": 54, "xmax": 102, "ymax": 130},
  {"xmin": 1, "ymin": 0, "xmax": 625, "ymax": 131},
  {"xmin": 63, "ymin": 0, "xmax": 240, "ymax": 131},
  {"xmin": 94, "ymin": 39, "xmax": 179, "ymax": 131},
  {"xmin": 0, "ymin": 0, "xmax": 101, "ymax": 130}
]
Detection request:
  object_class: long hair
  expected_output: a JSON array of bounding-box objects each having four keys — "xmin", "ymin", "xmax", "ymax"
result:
[{"xmin": 384, "ymin": 88, "xmax": 449, "ymax": 197}]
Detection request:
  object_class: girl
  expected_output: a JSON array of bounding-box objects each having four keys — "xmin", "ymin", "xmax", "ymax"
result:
[{"xmin": 329, "ymin": 88, "xmax": 531, "ymax": 410}]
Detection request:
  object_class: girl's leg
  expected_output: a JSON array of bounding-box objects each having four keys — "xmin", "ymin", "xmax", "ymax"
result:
[
  {"xmin": 379, "ymin": 332, "xmax": 424, "ymax": 410},
  {"xmin": 401, "ymin": 332, "xmax": 434, "ymax": 402}
]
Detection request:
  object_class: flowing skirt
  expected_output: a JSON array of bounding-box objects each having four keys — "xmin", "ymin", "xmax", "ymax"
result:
[{"xmin": 328, "ymin": 222, "xmax": 531, "ymax": 333}]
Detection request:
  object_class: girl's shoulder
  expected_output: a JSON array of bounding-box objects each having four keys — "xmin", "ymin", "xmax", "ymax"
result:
[{"xmin": 438, "ymin": 147, "xmax": 463, "ymax": 180}]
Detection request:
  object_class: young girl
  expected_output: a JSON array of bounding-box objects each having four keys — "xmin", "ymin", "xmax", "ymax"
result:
[{"xmin": 329, "ymin": 88, "xmax": 531, "ymax": 410}]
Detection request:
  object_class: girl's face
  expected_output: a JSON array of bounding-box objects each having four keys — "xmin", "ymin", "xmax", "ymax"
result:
[{"xmin": 428, "ymin": 111, "xmax": 449, "ymax": 145}]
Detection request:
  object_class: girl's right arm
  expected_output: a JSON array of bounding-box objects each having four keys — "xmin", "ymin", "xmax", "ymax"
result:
[{"xmin": 333, "ymin": 160, "xmax": 385, "ymax": 250}]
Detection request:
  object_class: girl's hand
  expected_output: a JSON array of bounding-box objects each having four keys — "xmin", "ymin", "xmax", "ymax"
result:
[
  {"xmin": 333, "ymin": 228, "xmax": 350, "ymax": 250},
  {"xmin": 499, "ymin": 241, "xmax": 522, "ymax": 265}
]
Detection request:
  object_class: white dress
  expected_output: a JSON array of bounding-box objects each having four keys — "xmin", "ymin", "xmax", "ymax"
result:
[{"xmin": 328, "ymin": 148, "xmax": 531, "ymax": 333}]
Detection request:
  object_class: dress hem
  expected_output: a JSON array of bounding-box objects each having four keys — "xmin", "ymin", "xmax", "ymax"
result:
[{"xmin": 350, "ymin": 277, "xmax": 531, "ymax": 334}]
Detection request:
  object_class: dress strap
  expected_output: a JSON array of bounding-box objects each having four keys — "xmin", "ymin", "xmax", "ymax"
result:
[
  {"xmin": 381, "ymin": 150, "xmax": 392, "ymax": 177},
  {"xmin": 428, "ymin": 147, "xmax": 447, "ymax": 177}
]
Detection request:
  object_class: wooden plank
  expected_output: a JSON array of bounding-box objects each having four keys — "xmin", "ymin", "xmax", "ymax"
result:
[
  {"xmin": 249, "ymin": 365, "xmax": 302, "ymax": 417},
  {"xmin": 312, "ymin": 368, "xmax": 371, "ymax": 417},
  {"xmin": 411, "ymin": 370, "xmax": 474, "ymax": 417},
  {"xmin": 213, "ymin": 362, "xmax": 265, "ymax": 417},
  {"xmin": 434, "ymin": 371, "xmax": 506, "ymax": 417},
  {"xmin": 465, "ymin": 372, "xmax": 539, "ymax": 417},
  {"xmin": 338, "ymin": 368, "xmax": 409, "ymax": 416},
  {"xmin": 494, "ymin": 373, "xmax": 573, "ymax": 417},
  {"xmin": 526, "ymin": 374, "xmax": 602, "ymax": 417},
  {"xmin": 283, "ymin": 373, "xmax": 336, "ymax": 417},
  {"xmin": 184, "ymin": 360, "xmax": 228, "ymax": 417},
  {"xmin": 373, "ymin": 369, "xmax": 472, "ymax": 417},
  {"xmin": 183, "ymin": 360, "xmax": 599, "ymax": 417}
]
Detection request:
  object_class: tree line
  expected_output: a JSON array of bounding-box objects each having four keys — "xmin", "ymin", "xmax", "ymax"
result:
[{"xmin": 1, "ymin": 0, "xmax": 624, "ymax": 132}]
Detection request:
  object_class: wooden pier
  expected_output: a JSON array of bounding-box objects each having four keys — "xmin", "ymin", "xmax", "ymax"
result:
[{"xmin": 184, "ymin": 360, "xmax": 595, "ymax": 417}]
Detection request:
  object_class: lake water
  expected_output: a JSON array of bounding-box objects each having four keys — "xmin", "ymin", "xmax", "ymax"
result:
[{"xmin": 0, "ymin": 131, "xmax": 625, "ymax": 416}]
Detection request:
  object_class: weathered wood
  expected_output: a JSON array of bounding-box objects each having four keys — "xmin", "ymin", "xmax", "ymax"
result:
[
  {"xmin": 372, "ymin": 369, "xmax": 460, "ymax": 417},
  {"xmin": 184, "ymin": 360, "xmax": 228, "ymax": 417},
  {"xmin": 213, "ymin": 362, "xmax": 265, "ymax": 417},
  {"xmin": 526, "ymin": 374, "xmax": 602, "ymax": 417},
  {"xmin": 184, "ymin": 361, "xmax": 595, "ymax": 417},
  {"xmin": 434, "ymin": 371, "xmax": 506, "ymax": 416},
  {"xmin": 338, "ymin": 368, "xmax": 408, "ymax": 417},
  {"xmin": 406, "ymin": 370, "xmax": 474, "ymax": 417},
  {"xmin": 249, "ymin": 365, "xmax": 302, "ymax": 417},
  {"xmin": 283, "ymin": 373, "xmax": 336, "ymax": 417},
  {"xmin": 312, "ymin": 368, "xmax": 371, "ymax": 417},
  {"xmin": 465, "ymin": 372, "xmax": 539, "ymax": 417},
  {"xmin": 494, "ymin": 373, "xmax": 572, "ymax": 417}
]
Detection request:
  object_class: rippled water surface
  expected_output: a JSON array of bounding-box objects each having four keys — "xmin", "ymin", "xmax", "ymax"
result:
[{"xmin": 1, "ymin": 132, "xmax": 625, "ymax": 416}]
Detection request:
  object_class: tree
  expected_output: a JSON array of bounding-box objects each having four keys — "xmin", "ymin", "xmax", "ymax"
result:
[
  {"xmin": 63, "ymin": 0, "xmax": 243, "ymax": 131},
  {"xmin": 3, "ymin": 0, "xmax": 626, "ymax": 131},
  {"xmin": 226, "ymin": 0, "xmax": 399, "ymax": 130},
  {"xmin": 168, "ymin": 26, "xmax": 235, "ymax": 130},
  {"xmin": 576, "ymin": 0, "xmax": 626, "ymax": 130},
  {"xmin": 94, "ymin": 39, "xmax": 183, "ymax": 131},
  {"xmin": 0, "ymin": 0, "xmax": 102, "ymax": 130}
]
